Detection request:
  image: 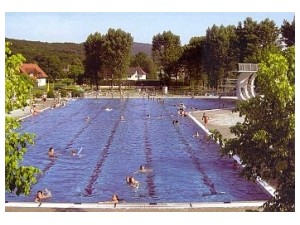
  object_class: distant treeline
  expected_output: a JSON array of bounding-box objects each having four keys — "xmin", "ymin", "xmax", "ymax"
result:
[{"xmin": 6, "ymin": 38, "xmax": 152, "ymax": 67}]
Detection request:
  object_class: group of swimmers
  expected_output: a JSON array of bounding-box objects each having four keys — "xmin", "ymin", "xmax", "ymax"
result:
[
  {"xmin": 34, "ymin": 148, "xmax": 58, "ymax": 202},
  {"xmin": 177, "ymin": 102, "xmax": 188, "ymax": 117},
  {"xmin": 125, "ymin": 165, "xmax": 152, "ymax": 189},
  {"xmin": 99, "ymin": 165, "xmax": 152, "ymax": 204},
  {"xmin": 48, "ymin": 146, "xmax": 81, "ymax": 158},
  {"xmin": 35, "ymin": 147, "xmax": 81, "ymax": 202}
]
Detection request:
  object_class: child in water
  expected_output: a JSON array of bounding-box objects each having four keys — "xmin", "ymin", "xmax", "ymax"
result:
[{"xmin": 34, "ymin": 189, "xmax": 51, "ymax": 203}]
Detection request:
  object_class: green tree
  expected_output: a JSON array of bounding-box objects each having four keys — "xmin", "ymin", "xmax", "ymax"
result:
[
  {"xmin": 152, "ymin": 31, "xmax": 183, "ymax": 84},
  {"xmin": 203, "ymin": 25, "xmax": 238, "ymax": 89},
  {"xmin": 103, "ymin": 28, "xmax": 133, "ymax": 89},
  {"xmin": 68, "ymin": 58, "xmax": 84, "ymax": 84},
  {"xmin": 84, "ymin": 32, "xmax": 104, "ymax": 89},
  {"xmin": 281, "ymin": 17, "xmax": 295, "ymax": 47},
  {"xmin": 130, "ymin": 52, "xmax": 157, "ymax": 79},
  {"xmin": 5, "ymin": 42, "xmax": 40, "ymax": 195},
  {"xmin": 212, "ymin": 47, "xmax": 295, "ymax": 211},
  {"xmin": 6, "ymin": 38, "xmax": 85, "ymax": 81},
  {"xmin": 179, "ymin": 37, "xmax": 207, "ymax": 87},
  {"xmin": 34, "ymin": 54, "xmax": 62, "ymax": 81},
  {"xmin": 236, "ymin": 17, "xmax": 279, "ymax": 63}
]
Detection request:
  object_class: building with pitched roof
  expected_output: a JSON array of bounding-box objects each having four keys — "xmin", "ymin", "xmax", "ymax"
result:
[
  {"xmin": 127, "ymin": 66, "xmax": 147, "ymax": 80},
  {"xmin": 20, "ymin": 63, "xmax": 48, "ymax": 87}
]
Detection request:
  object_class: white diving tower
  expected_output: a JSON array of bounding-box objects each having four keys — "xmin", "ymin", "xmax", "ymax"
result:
[{"xmin": 234, "ymin": 63, "xmax": 258, "ymax": 100}]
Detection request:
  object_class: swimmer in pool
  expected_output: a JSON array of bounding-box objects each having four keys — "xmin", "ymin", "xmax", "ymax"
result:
[
  {"xmin": 135, "ymin": 165, "xmax": 152, "ymax": 173},
  {"xmin": 193, "ymin": 132, "xmax": 200, "ymax": 138},
  {"xmin": 48, "ymin": 147, "xmax": 56, "ymax": 157},
  {"xmin": 34, "ymin": 189, "xmax": 51, "ymax": 203},
  {"xmin": 71, "ymin": 149, "xmax": 77, "ymax": 156},
  {"xmin": 99, "ymin": 194, "xmax": 125, "ymax": 204},
  {"xmin": 126, "ymin": 176, "xmax": 139, "ymax": 188}
]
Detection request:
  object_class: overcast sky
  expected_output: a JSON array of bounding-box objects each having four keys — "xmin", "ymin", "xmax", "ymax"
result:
[{"xmin": 5, "ymin": 12, "xmax": 294, "ymax": 45}]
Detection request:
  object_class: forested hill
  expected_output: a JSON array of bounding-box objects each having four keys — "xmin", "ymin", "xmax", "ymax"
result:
[
  {"xmin": 131, "ymin": 42, "xmax": 152, "ymax": 56},
  {"xmin": 5, "ymin": 38, "xmax": 152, "ymax": 64}
]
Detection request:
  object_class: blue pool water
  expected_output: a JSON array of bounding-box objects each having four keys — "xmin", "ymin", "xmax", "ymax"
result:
[{"xmin": 5, "ymin": 98, "xmax": 270, "ymax": 203}]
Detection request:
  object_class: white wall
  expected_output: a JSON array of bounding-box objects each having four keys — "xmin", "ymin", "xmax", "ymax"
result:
[{"xmin": 37, "ymin": 78, "xmax": 47, "ymax": 87}]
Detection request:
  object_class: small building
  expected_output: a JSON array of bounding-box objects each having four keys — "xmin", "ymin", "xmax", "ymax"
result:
[
  {"xmin": 20, "ymin": 63, "xmax": 48, "ymax": 87},
  {"xmin": 127, "ymin": 66, "xmax": 147, "ymax": 81}
]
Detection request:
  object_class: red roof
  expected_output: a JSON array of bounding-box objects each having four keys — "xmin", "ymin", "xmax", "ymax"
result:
[
  {"xmin": 20, "ymin": 63, "xmax": 48, "ymax": 79},
  {"xmin": 127, "ymin": 66, "xmax": 147, "ymax": 76}
]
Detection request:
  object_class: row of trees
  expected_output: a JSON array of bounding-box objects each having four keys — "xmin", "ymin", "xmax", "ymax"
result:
[
  {"xmin": 151, "ymin": 17, "xmax": 295, "ymax": 89},
  {"xmin": 6, "ymin": 38, "xmax": 155, "ymax": 84},
  {"xmin": 84, "ymin": 17, "xmax": 295, "ymax": 89},
  {"xmin": 7, "ymin": 16, "xmax": 294, "ymax": 89}
]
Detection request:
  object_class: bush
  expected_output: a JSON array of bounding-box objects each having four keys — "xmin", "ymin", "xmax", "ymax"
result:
[
  {"xmin": 61, "ymin": 78, "xmax": 74, "ymax": 86},
  {"xmin": 59, "ymin": 89, "xmax": 68, "ymax": 98},
  {"xmin": 71, "ymin": 89, "xmax": 83, "ymax": 97},
  {"xmin": 62, "ymin": 86, "xmax": 84, "ymax": 98},
  {"xmin": 47, "ymin": 90, "xmax": 55, "ymax": 98},
  {"xmin": 32, "ymin": 87, "xmax": 45, "ymax": 98}
]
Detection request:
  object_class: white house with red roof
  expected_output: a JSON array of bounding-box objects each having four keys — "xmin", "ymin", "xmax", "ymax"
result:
[
  {"xmin": 20, "ymin": 63, "xmax": 48, "ymax": 87},
  {"xmin": 127, "ymin": 66, "xmax": 147, "ymax": 80}
]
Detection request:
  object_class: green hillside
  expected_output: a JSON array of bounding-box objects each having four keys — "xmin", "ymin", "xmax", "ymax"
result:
[{"xmin": 5, "ymin": 38, "xmax": 152, "ymax": 66}]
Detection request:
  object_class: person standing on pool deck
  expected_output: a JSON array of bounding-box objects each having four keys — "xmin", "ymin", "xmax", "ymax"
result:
[
  {"xmin": 42, "ymin": 92, "xmax": 47, "ymax": 106},
  {"xmin": 202, "ymin": 113, "xmax": 209, "ymax": 129}
]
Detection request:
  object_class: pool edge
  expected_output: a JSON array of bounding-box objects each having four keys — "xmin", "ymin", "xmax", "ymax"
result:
[{"xmin": 5, "ymin": 201, "xmax": 265, "ymax": 212}]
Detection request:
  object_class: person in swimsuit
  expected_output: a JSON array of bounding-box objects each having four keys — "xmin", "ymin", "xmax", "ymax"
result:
[{"xmin": 202, "ymin": 113, "xmax": 209, "ymax": 129}]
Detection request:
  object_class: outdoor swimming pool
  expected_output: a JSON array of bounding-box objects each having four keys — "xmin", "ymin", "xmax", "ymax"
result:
[{"xmin": 5, "ymin": 98, "xmax": 270, "ymax": 203}]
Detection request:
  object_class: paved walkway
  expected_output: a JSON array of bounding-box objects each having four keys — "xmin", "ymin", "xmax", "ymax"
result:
[
  {"xmin": 7, "ymin": 98, "xmax": 56, "ymax": 120},
  {"xmin": 190, "ymin": 108, "xmax": 244, "ymax": 139}
]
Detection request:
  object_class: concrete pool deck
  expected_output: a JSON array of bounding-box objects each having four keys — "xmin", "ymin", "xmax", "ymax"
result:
[
  {"xmin": 5, "ymin": 201, "xmax": 265, "ymax": 212},
  {"xmin": 189, "ymin": 107, "xmax": 244, "ymax": 139},
  {"xmin": 6, "ymin": 94, "xmax": 271, "ymax": 212}
]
